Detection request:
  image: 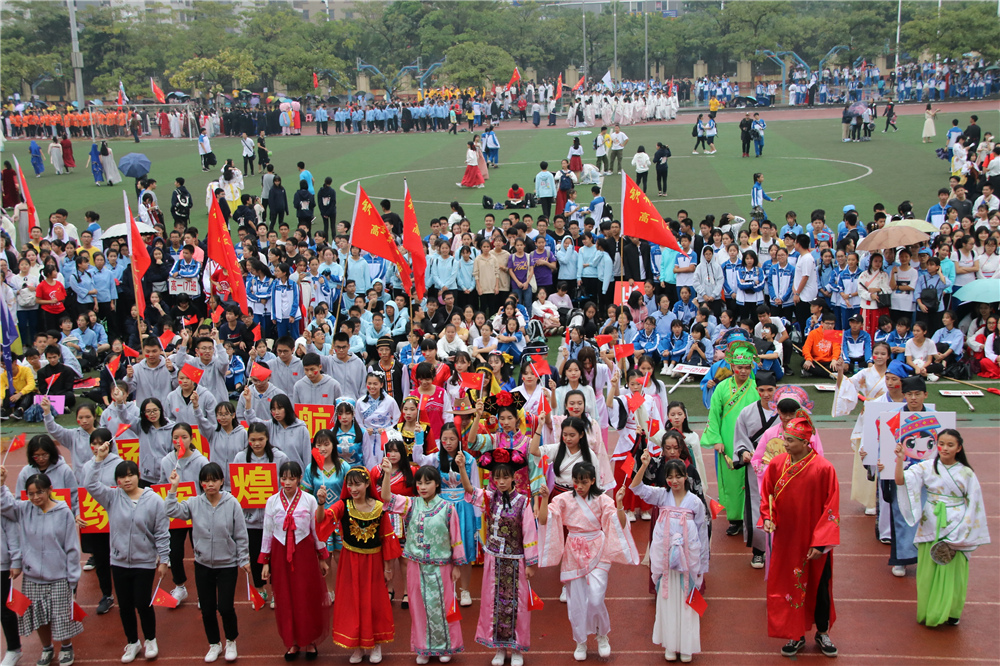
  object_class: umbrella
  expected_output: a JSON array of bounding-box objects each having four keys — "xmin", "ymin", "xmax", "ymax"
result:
[
  {"xmin": 103, "ymin": 220, "xmax": 156, "ymax": 238},
  {"xmin": 89, "ymin": 99, "xmax": 104, "ymax": 106},
  {"xmin": 953, "ymin": 280, "xmax": 1000, "ymax": 304},
  {"xmin": 167, "ymin": 91, "xmax": 190, "ymax": 100},
  {"xmin": 884, "ymin": 218, "xmax": 938, "ymax": 234},
  {"xmin": 846, "ymin": 101, "xmax": 867, "ymax": 116},
  {"xmin": 857, "ymin": 226, "xmax": 929, "ymax": 252},
  {"xmin": 985, "ymin": 65, "xmax": 999, "ymax": 71},
  {"xmin": 118, "ymin": 153, "xmax": 152, "ymax": 179}
]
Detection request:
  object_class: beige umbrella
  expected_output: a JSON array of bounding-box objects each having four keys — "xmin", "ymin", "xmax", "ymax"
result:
[
  {"xmin": 883, "ymin": 218, "xmax": 938, "ymax": 234},
  {"xmin": 857, "ymin": 226, "xmax": 930, "ymax": 252}
]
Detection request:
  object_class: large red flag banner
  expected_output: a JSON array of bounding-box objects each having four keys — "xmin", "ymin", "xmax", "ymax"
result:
[
  {"xmin": 207, "ymin": 194, "xmax": 250, "ymax": 315},
  {"xmin": 350, "ymin": 184, "xmax": 412, "ymax": 295},
  {"xmin": 403, "ymin": 180, "xmax": 427, "ymax": 300},
  {"xmin": 620, "ymin": 173, "xmax": 682, "ymax": 252},
  {"xmin": 555, "ymin": 73, "xmax": 563, "ymax": 100},
  {"xmin": 12, "ymin": 157, "xmax": 38, "ymax": 231},
  {"xmin": 150, "ymin": 77, "xmax": 166, "ymax": 104},
  {"xmin": 505, "ymin": 67, "xmax": 521, "ymax": 91},
  {"xmin": 124, "ymin": 191, "xmax": 151, "ymax": 319}
]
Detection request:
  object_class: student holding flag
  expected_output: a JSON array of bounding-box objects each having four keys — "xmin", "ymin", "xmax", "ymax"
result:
[
  {"xmin": 80, "ymin": 428, "xmax": 123, "ymax": 616},
  {"xmin": 85, "ymin": 440, "xmax": 171, "ymax": 663}
]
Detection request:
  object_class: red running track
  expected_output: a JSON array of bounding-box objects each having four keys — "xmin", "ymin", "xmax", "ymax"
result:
[{"xmin": 1, "ymin": 427, "xmax": 997, "ymax": 665}]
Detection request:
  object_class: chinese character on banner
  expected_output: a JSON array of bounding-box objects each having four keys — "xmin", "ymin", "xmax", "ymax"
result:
[
  {"xmin": 117, "ymin": 438, "xmax": 140, "ymax": 465},
  {"xmin": 78, "ymin": 488, "xmax": 110, "ymax": 534},
  {"xmin": 295, "ymin": 404, "xmax": 337, "ymax": 438},
  {"xmin": 20, "ymin": 488, "xmax": 71, "ymax": 508},
  {"xmin": 229, "ymin": 463, "xmax": 278, "ymax": 509},
  {"xmin": 613, "ymin": 281, "xmax": 641, "ymax": 306},
  {"xmin": 151, "ymin": 482, "xmax": 196, "ymax": 528},
  {"xmin": 190, "ymin": 426, "xmax": 210, "ymax": 460}
]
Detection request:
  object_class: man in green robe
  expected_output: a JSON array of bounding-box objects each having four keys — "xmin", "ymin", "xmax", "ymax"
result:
[{"xmin": 702, "ymin": 341, "xmax": 760, "ymax": 535}]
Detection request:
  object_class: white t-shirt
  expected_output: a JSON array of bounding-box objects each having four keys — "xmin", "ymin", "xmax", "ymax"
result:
[
  {"xmin": 890, "ymin": 266, "xmax": 918, "ymax": 311},
  {"xmin": 610, "ymin": 131, "xmax": 629, "ymax": 150},
  {"xmin": 793, "ymin": 251, "xmax": 818, "ymax": 301},
  {"xmin": 540, "ymin": 443, "xmax": 585, "ymax": 487},
  {"xmin": 905, "ymin": 338, "xmax": 937, "ymax": 369},
  {"xmin": 754, "ymin": 318, "xmax": 786, "ymax": 339}
]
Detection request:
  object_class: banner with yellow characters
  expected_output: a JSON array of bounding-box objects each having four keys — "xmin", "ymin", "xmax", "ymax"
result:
[
  {"xmin": 151, "ymin": 482, "xmax": 196, "ymax": 529},
  {"xmin": 79, "ymin": 488, "xmax": 110, "ymax": 534},
  {"xmin": 229, "ymin": 463, "xmax": 279, "ymax": 509},
  {"xmin": 295, "ymin": 404, "xmax": 338, "ymax": 438}
]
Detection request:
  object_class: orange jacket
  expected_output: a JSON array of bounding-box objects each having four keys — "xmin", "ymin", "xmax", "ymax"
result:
[{"xmin": 802, "ymin": 327, "xmax": 841, "ymax": 364}]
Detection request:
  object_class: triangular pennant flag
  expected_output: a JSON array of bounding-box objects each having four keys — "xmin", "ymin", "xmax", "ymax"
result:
[
  {"xmin": 249, "ymin": 364, "xmax": 271, "ymax": 382},
  {"xmin": 150, "ymin": 584, "xmax": 179, "ymax": 608},
  {"xmin": 5, "ymin": 586, "xmax": 31, "ymax": 616},
  {"xmin": 311, "ymin": 447, "xmax": 325, "ymax": 468},
  {"xmin": 107, "ymin": 354, "xmax": 121, "ymax": 378},
  {"xmin": 626, "ymin": 391, "xmax": 645, "ymax": 413},
  {"xmin": 445, "ymin": 593, "xmax": 461, "ymax": 623},
  {"xmin": 114, "ymin": 423, "xmax": 131, "ymax": 439},
  {"xmin": 179, "ymin": 364, "xmax": 204, "ymax": 385},
  {"xmin": 614, "ymin": 343, "xmax": 635, "ymax": 360},
  {"xmin": 527, "ymin": 584, "xmax": 545, "ymax": 611},
  {"xmin": 620, "ymin": 453, "xmax": 636, "ymax": 480},
  {"xmin": 595, "ymin": 334, "xmax": 614, "ymax": 347},
  {"xmin": 72, "ymin": 600, "xmax": 88, "ymax": 622},
  {"xmin": 247, "ymin": 575, "xmax": 266, "ymax": 611},
  {"xmin": 709, "ymin": 498, "xmax": 724, "ymax": 520},
  {"xmin": 45, "ymin": 375, "xmax": 58, "ymax": 392},
  {"xmin": 686, "ymin": 586, "xmax": 707, "ymax": 616},
  {"xmin": 403, "ymin": 180, "xmax": 427, "ymax": 300},
  {"xmin": 572, "ymin": 75, "xmax": 585, "ymax": 91}
]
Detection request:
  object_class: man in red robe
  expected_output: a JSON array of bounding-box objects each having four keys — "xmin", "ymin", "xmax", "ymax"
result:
[{"xmin": 760, "ymin": 416, "xmax": 840, "ymax": 658}]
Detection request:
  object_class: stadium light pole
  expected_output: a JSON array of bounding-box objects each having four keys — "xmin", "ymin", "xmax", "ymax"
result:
[
  {"xmin": 894, "ymin": 0, "xmax": 902, "ymax": 72},
  {"xmin": 644, "ymin": 9, "xmax": 649, "ymax": 84},
  {"xmin": 582, "ymin": 3, "xmax": 587, "ymax": 80},
  {"xmin": 613, "ymin": 2, "xmax": 618, "ymax": 83}
]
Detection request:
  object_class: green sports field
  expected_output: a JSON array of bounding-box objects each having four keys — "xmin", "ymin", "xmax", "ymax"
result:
[{"xmin": 9, "ymin": 114, "xmax": 958, "ymax": 233}]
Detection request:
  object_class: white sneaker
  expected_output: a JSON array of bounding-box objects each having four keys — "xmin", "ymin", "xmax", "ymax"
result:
[
  {"xmin": 439, "ymin": 657, "xmax": 452, "ymax": 663},
  {"xmin": 573, "ymin": 643, "xmax": 588, "ymax": 661},
  {"xmin": 492, "ymin": 649, "xmax": 506, "ymax": 666},
  {"xmin": 597, "ymin": 635, "xmax": 611, "ymax": 658},
  {"xmin": 640, "ymin": 511, "xmax": 652, "ymax": 521},
  {"xmin": 892, "ymin": 565, "xmax": 907, "ymax": 577},
  {"xmin": 679, "ymin": 655, "xmax": 692, "ymax": 663},
  {"xmin": 350, "ymin": 650, "xmax": 363, "ymax": 664},
  {"xmin": 692, "ymin": 151, "xmax": 699, "ymax": 155},
  {"xmin": 224, "ymin": 641, "xmax": 237, "ymax": 662},
  {"xmin": 1, "ymin": 650, "xmax": 22, "ymax": 666},
  {"xmin": 511, "ymin": 652, "xmax": 523, "ymax": 666},
  {"xmin": 626, "ymin": 510, "xmax": 637, "ymax": 522},
  {"xmin": 865, "ymin": 507, "xmax": 877, "ymax": 516},
  {"xmin": 120, "ymin": 643, "xmax": 141, "ymax": 664},
  {"xmin": 665, "ymin": 650, "xmax": 677, "ymax": 661},
  {"xmin": 927, "ymin": 373, "xmax": 939, "ymax": 383},
  {"xmin": 170, "ymin": 585, "xmax": 188, "ymax": 605},
  {"xmin": 416, "ymin": 657, "xmax": 429, "ymax": 665},
  {"xmin": 559, "ymin": 586, "xmax": 567, "ymax": 603},
  {"xmin": 460, "ymin": 589, "xmax": 473, "ymax": 607},
  {"xmin": 144, "ymin": 639, "xmax": 158, "ymax": 660},
  {"xmin": 369, "ymin": 645, "xmax": 382, "ymax": 664},
  {"xmin": 204, "ymin": 644, "xmax": 222, "ymax": 663}
]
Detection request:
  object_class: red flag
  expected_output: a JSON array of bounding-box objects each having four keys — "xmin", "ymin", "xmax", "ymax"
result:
[
  {"xmin": 527, "ymin": 584, "xmax": 545, "ymax": 611},
  {"xmin": 642, "ymin": 372, "xmax": 651, "ymax": 388},
  {"xmin": 709, "ymin": 498, "xmax": 724, "ymax": 520},
  {"xmin": 45, "ymin": 375, "xmax": 58, "ymax": 392},
  {"xmin": 626, "ymin": 391, "xmax": 645, "ymax": 413},
  {"xmin": 555, "ymin": 73, "xmax": 563, "ymax": 100},
  {"xmin": 175, "ymin": 435, "xmax": 187, "ymax": 459},
  {"xmin": 595, "ymin": 334, "xmax": 614, "ymax": 347},
  {"xmin": 7, "ymin": 433, "xmax": 27, "ymax": 454},
  {"xmin": 402, "ymin": 181, "xmax": 427, "ymax": 299},
  {"xmin": 122, "ymin": 344, "xmax": 140, "ymax": 358},
  {"xmin": 620, "ymin": 453, "xmax": 636, "ymax": 479},
  {"xmin": 380, "ymin": 431, "xmax": 389, "ymax": 452},
  {"xmin": 529, "ymin": 356, "xmax": 551, "ymax": 377},
  {"xmin": 158, "ymin": 331, "xmax": 175, "ymax": 350},
  {"xmin": 505, "ymin": 67, "xmax": 521, "ymax": 91},
  {"xmin": 208, "ymin": 195, "xmax": 250, "ymax": 316},
  {"xmin": 460, "ymin": 372, "xmax": 483, "ymax": 390},
  {"xmin": 183, "ymin": 314, "xmax": 200, "ymax": 328},
  {"xmin": 179, "ymin": 364, "xmax": 204, "ymax": 384},
  {"xmin": 311, "ymin": 447, "xmax": 325, "ymax": 468},
  {"xmin": 124, "ymin": 191, "xmax": 151, "ymax": 319},
  {"xmin": 251, "ymin": 324, "xmax": 261, "ymax": 342},
  {"xmin": 538, "ymin": 392, "xmax": 552, "ymax": 417},
  {"xmin": 445, "ymin": 594, "xmax": 461, "ymax": 623},
  {"xmin": 686, "ymin": 587, "xmax": 707, "ymax": 616},
  {"xmin": 107, "ymin": 354, "xmax": 121, "ymax": 378},
  {"xmin": 313, "ymin": 72, "xmax": 320, "ymax": 89},
  {"xmin": 72, "ymin": 600, "xmax": 88, "ymax": 622},
  {"xmin": 621, "ymin": 173, "xmax": 682, "ymax": 252},
  {"xmin": 572, "ymin": 75, "xmax": 585, "ymax": 91},
  {"xmin": 12, "ymin": 157, "xmax": 38, "ymax": 231},
  {"xmin": 5, "ymin": 586, "xmax": 31, "ymax": 616},
  {"xmin": 150, "ymin": 77, "xmax": 166, "ymax": 104},
  {"xmin": 886, "ymin": 411, "xmax": 901, "ymax": 438},
  {"xmin": 151, "ymin": 585, "xmax": 179, "ymax": 609},
  {"xmin": 351, "ymin": 184, "xmax": 412, "ymax": 296},
  {"xmin": 540, "ymin": 454, "xmax": 550, "ymax": 476},
  {"xmin": 114, "ymin": 423, "xmax": 131, "ymax": 439},
  {"xmin": 210, "ymin": 306, "xmax": 224, "ymax": 325},
  {"xmin": 614, "ymin": 343, "xmax": 635, "ymax": 360},
  {"xmin": 249, "ymin": 364, "xmax": 271, "ymax": 382},
  {"xmin": 248, "ymin": 578, "xmax": 266, "ymax": 611}
]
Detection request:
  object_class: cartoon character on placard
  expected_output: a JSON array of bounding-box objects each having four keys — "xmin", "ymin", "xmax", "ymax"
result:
[{"xmin": 889, "ymin": 412, "xmax": 941, "ymax": 468}]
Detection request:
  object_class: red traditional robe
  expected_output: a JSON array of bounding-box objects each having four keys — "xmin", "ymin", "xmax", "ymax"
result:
[{"xmin": 759, "ymin": 451, "xmax": 840, "ymax": 640}]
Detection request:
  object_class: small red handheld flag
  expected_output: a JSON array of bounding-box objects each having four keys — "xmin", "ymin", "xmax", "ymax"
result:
[
  {"xmin": 249, "ymin": 364, "xmax": 271, "ymax": 382},
  {"xmin": 252, "ymin": 324, "xmax": 262, "ymax": 342},
  {"xmin": 174, "ymin": 436, "xmax": 187, "ymax": 460},
  {"xmin": 460, "ymin": 372, "xmax": 483, "ymax": 390},
  {"xmin": 180, "ymin": 364, "xmax": 204, "ymax": 385},
  {"xmin": 6, "ymin": 586, "xmax": 31, "ymax": 616},
  {"xmin": 151, "ymin": 584, "xmax": 179, "ymax": 609},
  {"xmin": 445, "ymin": 594, "xmax": 461, "ymax": 623},
  {"xmin": 620, "ymin": 453, "xmax": 636, "ymax": 480},
  {"xmin": 122, "ymin": 344, "xmax": 140, "ymax": 358},
  {"xmin": 709, "ymin": 498, "xmax": 724, "ymax": 520},
  {"xmin": 595, "ymin": 334, "xmax": 614, "ymax": 347},
  {"xmin": 114, "ymin": 423, "xmax": 131, "ymax": 439},
  {"xmin": 107, "ymin": 354, "xmax": 122, "ymax": 378},
  {"xmin": 158, "ymin": 331, "xmax": 175, "ymax": 350},
  {"xmin": 527, "ymin": 584, "xmax": 545, "ymax": 611},
  {"xmin": 686, "ymin": 587, "xmax": 707, "ymax": 617},
  {"xmin": 183, "ymin": 314, "xmax": 200, "ymax": 328},
  {"xmin": 210, "ymin": 305, "xmax": 224, "ymax": 325},
  {"xmin": 7, "ymin": 433, "xmax": 27, "ymax": 454},
  {"xmin": 626, "ymin": 391, "xmax": 645, "ymax": 413},
  {"xmin": 72, "ymin": 600, "xmax": 88, "ymax": 622},
  {"xmin": 540, "ymin": 454, "xmax": 550, "ymax": 476},
  {"xmin": 45, "ymin": 374, "xmax": 58, "ymax": 392},
  {"xmin": 529, "ymin": 356, "xmax": 551, "ymax": 377},
  {"xmin": 538, "ymin": 393, "xmax": 552, "ymax": 417},
  {"xmin": 247, "ymin": 575, "xmax": 266, "ymax": 611},
  {"xmin": 380, "ymin": 431, "xmax": 390, "ymax": 451},
  {"xmin": 311, "ymin": 447, "xmax": 325, "ymax": 468},
  {"xmin": 614, "ymin": 343, "xmax": 635, "ymax": 360}
]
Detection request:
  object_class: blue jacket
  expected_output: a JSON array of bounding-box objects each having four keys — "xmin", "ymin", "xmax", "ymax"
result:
[
  {"xmin": 841, "ymin": 329, "xmax": 872, "ymax": 362},
  {"xmin": 170, "ymin": 257, "xmax": 201, "ymax": 278},
  {"xmin": 832, "ymin": 266, "xmax": 863, "ymax": 308},
  {"xmin": 767, "ymin": 262, "xmax": 795, "ymax": 303},
  {"xmin": 885, "ymin": 330, "xmax": 912, "ymax": 361},
  {"xmin": 721, "ymin": 259, "xmax": 740, "ymax": 297},
  {"xmin": 269, "ymin": 279, "xmax": 301, "ymax": 321},
  {"xmin": 672, "ymin": 300, "xmax": 698, "ymax": 326},
  {"xmin": 576, "ymin": 245, "xmax": 602, "ymax": 279},
  {"xmin": 345, "ymin": 257, "xmax": 372, "ymax": 293},
  {"xmin": 456, "ymin": 258, "xmax": 476, "ymax": 292},
  {"xmin": 92, "ymin": 265, "xmax": 118, "ymax": 303},
  {"xmin": 666, "ymin": 332, "xmax": 689, "ymax": 359},
  {"xmin": 633, "ymin": 329, "xmax": 661, "ymax": 356},
  {"xmin": 736, "ymin": 266, "xmax": 765, "ymax": 304},
  {"xmin": 557, "ymin": 245, "xmax": 579, "ymax": 281},
  {"xmin": 68, "ymin": 267, "xmax": 97, "ymax": 303},
  {"xmin": 427, "ymin": 254, "xmax": 458, "ymax": 291}
]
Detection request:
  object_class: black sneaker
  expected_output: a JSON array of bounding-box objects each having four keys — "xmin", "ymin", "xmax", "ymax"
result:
[
  {"xmin": 781, "ymin": 637, "xmax": 805, "ymax": 657},
  {"xmin": 83, "ymin": 556, "xmax": 96, "ymax": 571},
  {"xmin": 97, "ymin": 595, "xmax": 115, "ymax": 615},
  {"xmin": 726, "ymin": 522, "xmax": 742, "ymax": 537},
  {"xmin": 751, "ymin": 554, "xmax": 765, "ymax": 569},
  {"xmin": 945, "ymin": 617, "xmax": 960, "ymax": 626},
  {"xmin": 815, "ymin": 633, "xmax": 838, "ymax": 657},
  {"xmin": 58, "ymin": 646, "xmax": 75, "ymax": 666}
]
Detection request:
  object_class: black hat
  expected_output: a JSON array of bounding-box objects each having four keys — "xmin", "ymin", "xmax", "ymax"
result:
[
  {"xmin": 848, "ymin": 313, "xmax": 863, "ymax": 323},
  {"xmin": 755, "ymin": 370, "xmax": 777, "ymax": 387},
  {"xmin": 900, "ymin": 376, "xmax": 927, "ymax": 393}
]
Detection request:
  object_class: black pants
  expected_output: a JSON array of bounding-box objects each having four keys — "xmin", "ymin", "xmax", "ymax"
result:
[
  {"xmin": 269, "ymin": 210, "xmax": 284, "ymax": 231},
  {"xmin": 111, "ymin": 566, "xmax": 156, "ymax": 644},
  {"xmin": 82, "ymin": 532, "xmax": 113, "ymax": 597},
  {"xmin": 258, "ymin": 150, "xmax": 269, "ymax": 169},
  {"xmin": 794, "ymin": 300, "xmax": 812, "ymax": 338},
  {"xmin": 320, "ymin": 215, "xmax": 332, "ymax": 240},
  {"xmin": 581, "ymin": 277, "xmax": 603, "ymax": 306},
  {"xmin": 742, "ymin": 138, "xmax": 752, "ymax": 155},
  {"xmin": 635, "ymin": 171, "xmax": 648, "ymax": 192},
  {"xmin": 889, "ymin": 308, "xmax": 913, "ymax": 326},
  {"xmin": 243, "ymin": 155, "xmax": 254, "ymax": 176},
  {"xmin": 1, "ymin": 570, "xmax": 21, "ymax": 651},
  {"xmin": 694, "ymin": 137, "xmax": 708, "ymax": 151},
  {"xmin": 247, "ymin": 528, "xmax": 265, "ymax": 589},
  {"xmin": 813, "ymin": 554, "xmax": 833, "ymax": 634},
  {"xmin": 538, "ymin": 196, "xmax": 553, "ymax": 220},
  {"xmin": 169, "ymin": 527, "xmax": 192, "ymax": 585},
  {"xmin": 194, "ymin": 564, "xmax": 239, "ymax": 645},
  {"xmin": 656, "ymin": 168, "xmax": 668, "ymax": 194}
]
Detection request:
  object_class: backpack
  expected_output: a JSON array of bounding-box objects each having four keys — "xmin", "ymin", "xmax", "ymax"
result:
[
  {"xmin": 593, "ymin": 136, "xmax": 601, "ymax": 150},
  {"xmin": 482, "ymin": 195, "xmax": 494, "ymax": 209},
  {"xmin": 559, "ymin": 172, "xmax": 574, "ymax": 191},
  {"xmin": 691, "ymin": 123, "xmax": 699, "ymax": 138}
]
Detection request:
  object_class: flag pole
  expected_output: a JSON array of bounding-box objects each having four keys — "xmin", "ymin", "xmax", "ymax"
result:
[
  {"xmin": 620, "ymin": 171, "xmax": 626, "ymax": 283},
  {"xmin": 335, "ymin": 182, "xmax": 362, "ymax": 333}
]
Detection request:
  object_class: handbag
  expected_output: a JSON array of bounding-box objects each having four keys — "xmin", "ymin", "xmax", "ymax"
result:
[{"xmin": 877, "ymin": 292, "xmax": 892, "ymax": 308}]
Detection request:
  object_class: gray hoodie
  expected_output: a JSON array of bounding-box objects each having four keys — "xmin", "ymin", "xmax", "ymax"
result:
[
  {"xmin": 325, "ymin": 354, "xmax": 367, "ymax": 400},
  {"xmin": 43, "ymin": 413, "xmax": 95, "ymax": 485},
  {"xmin": 236, "ymin": 382, "xmax": 287, "ymax": 423},
  {"xmin": 16, "ymin": 457, "xmax": 79, "ymax": 516},
  {"xmin": 165, "ymin": 491, "xmax": 249, "ymax": 568},
  {"xmin": 205, "ymin": 425, "xmax": 249, "ymax": 491},
  {"xmin": 171, "ymin": 343, "xmax": 230, "ymax": 405},
  {"xmin": 232, "ymin": 447, "xmax": 289, "ymax": 528},
  {"xmin": 100, "ymin": 401, "xmax": 140, "ymax": 439},
  {"xmin": 292, "ymin": 374, "xmax": 342, "ymax": 406},
  {"xmin": 1, "ymin": 515, "xmax": 21, "ymax": 572},
  {"xmin": 85, "ymin": 461, "xmax": 170, "ymax": 568},
  {"xmin": 268, "ymin": 356, "xmax": 304, "ymax": 396},
  {"xmin": 237, "ymin": 408, "xmax": 312, "ymax": 471},
  {"xmin": 0, "ymin": 486, "xmax": 81, "ymax": 586},
  {"xmin": 158, "ymin": 448, "xmax": 209, "ymax": 487},
  {"xmin": 126, "ymin": 356, "xmax": 178, "ymax": 406},
  {"xmin": 164, "ymin": 386, "xmax": 218, "ymax": 433},
  {"xmin": 112, "ymin": 402, "xmax": 176, "ymax": 483}
]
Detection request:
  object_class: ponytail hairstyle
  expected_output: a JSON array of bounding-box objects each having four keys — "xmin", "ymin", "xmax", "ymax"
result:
[
  {"xmin": 245, "ymin": 422, "xmax": 275, "ymax": 462},
  {"xmin": 934, "ymin": 428, "xmax": 971, "ymax": 474},
  {"xmin": 570, "ymin": 462, "xmax": 602, "ymax": 498},
  {"xmin": 553, "ymin": 416, "xmax": 593, "ymax": 477},
  {"xmin": 384, "ymin": 439, "xmax": 416, "ymax": 490},
  {"xmin": 666, "ymin": 400, "xmax": 693, "ymax": 434},
  {"xmin": 447, "ymin": 351, "xmax": 472, "ymax": 386},
  {"xmin": 334, "ymin": 401, "xmax": 364, "ymax": 445},
  {"xmin": 636, "ymin": 354, "xmax": 664, "ymax": 392}
]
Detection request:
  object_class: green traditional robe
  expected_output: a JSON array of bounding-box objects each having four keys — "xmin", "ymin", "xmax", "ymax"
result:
[{"xmin": 701, "ymin": 375, "xmax": 759, "ymax": 521}]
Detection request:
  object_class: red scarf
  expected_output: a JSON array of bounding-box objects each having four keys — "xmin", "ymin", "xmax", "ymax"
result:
[{"xmin": 279, "ymin": 489, "xmax": 302, "ymax": 563}]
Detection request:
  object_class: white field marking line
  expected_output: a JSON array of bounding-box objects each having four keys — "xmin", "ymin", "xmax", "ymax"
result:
[{"xmin": 338, "ymin": 156, "xmax": 874, "ymax": 206}]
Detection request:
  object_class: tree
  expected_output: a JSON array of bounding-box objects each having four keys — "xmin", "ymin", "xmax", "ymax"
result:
[
  {"xmin": 441, "ymin": 43, "xmax": 516, "ymax": 89},
  {"xmin": 167, "ymin": 48, "xmax": 256, "ymax": 95},
  {"xmin": 903, "ymin": 3, "xmax": 1000, "ymax": 61}
]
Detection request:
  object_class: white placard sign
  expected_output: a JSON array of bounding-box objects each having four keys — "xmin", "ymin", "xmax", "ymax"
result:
[{"xmin": 168, "ymin": 277, "xmax": 200, "ymax": 296}]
